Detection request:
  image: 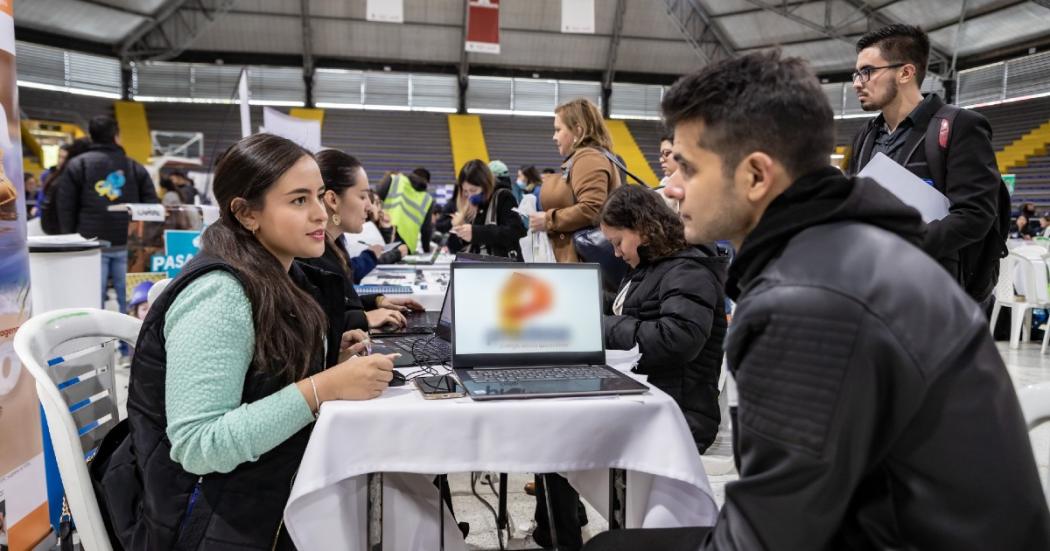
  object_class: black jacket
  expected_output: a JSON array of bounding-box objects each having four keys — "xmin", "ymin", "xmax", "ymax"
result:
[
  {"xmin": 846, "ymin": 93, "xmax": 999, "ymax": 282},
  {"xmin": 97, "ymin": 252, "xmax": 348, "ymax": 550},
  {"xmin": 439, "ymin": 187, "xmax": 526, "ymax": 260},
  {"xmin": 299, "ymin": 237, "xmax": 381, "ymax": 332},
  {"xmin": 703, "ymin": 166, "xmax": 1050, "ymax": 550},
  {"xmin": 55, "ymin": 143, "xmax": 158, "ymax": 246},
  {"xmin": 377, "ymin": 173, "xmax": 435, "ymax": 252},
  {"xmin": 604, "ymin": 245, "xmax": 727, "ymax": 453}
]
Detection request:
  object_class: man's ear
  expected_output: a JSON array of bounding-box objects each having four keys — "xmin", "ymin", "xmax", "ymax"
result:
[
  {"xmin": 739, "ymin": 152, "xmax": 777, "ymax": 204},
  {"xmin": 899, "ymin": 63, "xmax": 918, "ymax": 86}
]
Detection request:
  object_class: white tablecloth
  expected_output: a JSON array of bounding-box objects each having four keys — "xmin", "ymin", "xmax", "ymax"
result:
[
  {"xmin": 283, "ymin": 352, "xmax": 718, "ymax": 551},
  {"xmin": 363, "ymin": 266, "xmax": 450, "ymax": 311}
]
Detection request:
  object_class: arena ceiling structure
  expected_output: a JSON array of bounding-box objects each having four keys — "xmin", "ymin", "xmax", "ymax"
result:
[{"xmin": 12, "ymin": 0, "xmax": 1050, "ymax": 102}]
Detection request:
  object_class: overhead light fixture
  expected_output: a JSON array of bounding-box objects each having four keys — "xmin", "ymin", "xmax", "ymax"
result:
[
  {"xmin": 383, "ymin": 65, "xmax": 392, "ymax": 72},
  {"xmin": 532, "ymin": 73, "xmax": 540, "ymax": 78}
]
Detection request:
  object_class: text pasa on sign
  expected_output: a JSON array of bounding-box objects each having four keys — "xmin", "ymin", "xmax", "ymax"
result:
[{"xmin": 151, "ymin": 230, "xmax": 202, "ymax": 278}]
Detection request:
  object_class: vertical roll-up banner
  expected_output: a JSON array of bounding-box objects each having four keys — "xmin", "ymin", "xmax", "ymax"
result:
[
  {"xmin": 0, "ymin": 1, "xmax": 51, "ymax": 550},
  {"xmin": 465, "ymin": 0, "xmax": 500, "ymax": 54}
]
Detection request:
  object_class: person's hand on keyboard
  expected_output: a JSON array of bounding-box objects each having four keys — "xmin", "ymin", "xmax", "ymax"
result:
[
  {"xmin": 380, "ymin": 296, "xmax": 425, "ymax": 312},
  {"xmin": 367, "ymin": 308, "xmax": 406, "ymax": 329}
]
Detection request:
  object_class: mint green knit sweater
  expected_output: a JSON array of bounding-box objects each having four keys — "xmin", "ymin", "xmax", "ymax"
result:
[{"xmin": 163, "ymin": 271, "xmax": 314, "ymax": 475}]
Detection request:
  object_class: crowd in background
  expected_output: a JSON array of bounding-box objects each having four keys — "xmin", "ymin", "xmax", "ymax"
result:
[{"xmin": 32, "ymin": 21, "xmax": 1050, "ymax": 551}]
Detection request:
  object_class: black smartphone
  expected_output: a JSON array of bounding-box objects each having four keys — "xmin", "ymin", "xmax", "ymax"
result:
[{"xmin": 416, "ymin": 374, "xmax": 465, "ymax": 400}]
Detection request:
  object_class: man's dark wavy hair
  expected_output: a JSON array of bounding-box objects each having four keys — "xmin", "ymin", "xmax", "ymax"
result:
[{"xmin": 661, "ymin": 50, "xmax": 834, "ymax": 180}]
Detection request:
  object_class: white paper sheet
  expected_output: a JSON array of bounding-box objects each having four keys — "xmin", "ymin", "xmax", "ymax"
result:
[{"xmin": 858, "ymin": 152, "xmax": 950, "ymax": 223}]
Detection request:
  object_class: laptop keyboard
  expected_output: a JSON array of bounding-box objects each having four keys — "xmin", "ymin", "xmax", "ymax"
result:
[
  {"xmin": 387, "ymin": 337, "xmax": 451, "ymax": 360},
  {"xmin": 469, "ymin": 366, "xmax": 618, "ymax": 383}
]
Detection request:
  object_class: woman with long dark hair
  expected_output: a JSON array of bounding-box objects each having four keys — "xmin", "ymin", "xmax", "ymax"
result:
[
  {"xmin": 99, "ymin": 134, "xmax": 396, "ymax": 550},
  {"xmin": 301, "ymin": 148, "xmax": 423, "ymax": 330},
  {"xmin": 601, "ymin": 184, "xmax": 727, "ymax": 453},
  {"xmin": 442, "ymin": 159, "xmax": 525, "ymax": 259}
]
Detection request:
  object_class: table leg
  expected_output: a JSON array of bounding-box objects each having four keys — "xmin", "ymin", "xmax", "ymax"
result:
[
  {"xmin": 497, "ymin": 473, "xmax": 508, "ymax": 531},
  {"xmin": 541, "ymin": 474, "xmax": 561, "ymax": 550},
  {"xmin": 609, "ymin": 468, "xmax": 626, "ymax": 530},
  {"xmin": 367, "ymin": 472, "xmax": 383, "ymax": 551}
]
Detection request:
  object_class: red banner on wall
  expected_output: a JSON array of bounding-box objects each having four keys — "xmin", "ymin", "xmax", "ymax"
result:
[{"xmin": 465, "ymin": 0, "xmax": 500, "ymax": 55}]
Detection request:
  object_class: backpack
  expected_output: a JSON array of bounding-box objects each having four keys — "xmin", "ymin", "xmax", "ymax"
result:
[{"xmin": 924, "ymin": 104, "xmax": 1010, "ymax": 303}]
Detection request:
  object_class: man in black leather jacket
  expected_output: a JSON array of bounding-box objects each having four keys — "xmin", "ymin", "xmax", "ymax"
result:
[{"xmin": 584, "ymin": 51, "xmax": 1050, "ymax": 551}]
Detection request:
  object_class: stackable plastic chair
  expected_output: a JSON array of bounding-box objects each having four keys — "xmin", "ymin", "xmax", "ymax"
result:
[
  {"xmin": 14, "ymin": 308, "xmax": 142, "ymax": 551},
  {"xmin": 991, "ymin": 251, "xmax": 1050, "ymax": 348}
]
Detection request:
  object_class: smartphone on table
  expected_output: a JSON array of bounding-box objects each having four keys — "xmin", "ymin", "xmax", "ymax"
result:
[{"xmin": 416, "ymin": 374, "xmax": 465, "ymax": 400}]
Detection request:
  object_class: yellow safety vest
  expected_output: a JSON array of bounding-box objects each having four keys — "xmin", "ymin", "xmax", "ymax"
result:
[{"xmin": 382, "ymin": 174, "xmax": 434, "ymax": 253}]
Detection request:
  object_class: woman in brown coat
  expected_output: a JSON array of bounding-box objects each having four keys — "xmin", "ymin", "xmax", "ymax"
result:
[{"xmin": 529, "ymin": 98, "xmax": 621, "ymax": 263}]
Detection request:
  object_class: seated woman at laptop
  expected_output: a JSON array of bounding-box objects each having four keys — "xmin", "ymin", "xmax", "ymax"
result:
[
  {"xmin": 299, "ymin": 149, "xmax": 424, "ymax": 331},
  {"xmin": 439, "ymin": 159, "xmax": 526, "ymax": 260},
  {"xmin": 97, "ymin": 134, "xmax": 397, "ymax": 550},
  {"xmin": 600, "ymin": 184, "xmax": 728, "ymax": 453}
]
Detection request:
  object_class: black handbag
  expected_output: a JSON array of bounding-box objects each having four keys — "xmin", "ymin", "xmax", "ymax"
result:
[{"xmin": 565, "ymin": 149, "xmax": 646, "ymax": 288}]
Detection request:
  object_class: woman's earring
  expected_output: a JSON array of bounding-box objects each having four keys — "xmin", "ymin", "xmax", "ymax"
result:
[{"xmin": 331, "ymin": 214, "xmax": 341, "ymax": 226}]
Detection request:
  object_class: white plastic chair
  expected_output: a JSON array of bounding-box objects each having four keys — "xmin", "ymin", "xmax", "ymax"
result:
[
  {"xmin": 14, "ymin": 308, "xmax": 142, "ymax": 551},
  {"xmin": 991, "ymin": 251, "xmax": 1050, "ymax": 348},
  {"xmin": 1017, "ymin": 382, "xmax": 1050, "ymax": 507}
]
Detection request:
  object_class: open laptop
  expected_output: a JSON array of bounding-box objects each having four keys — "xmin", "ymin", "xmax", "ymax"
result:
[
  {"xmin": 450, "ymin": 263, "xmax": 649, "ymax": 400},
  {"xmin": 400, "ymin": 234, "xmax": 451, "ymax": 265},
  {"xmin": 370, "ymin": 253, "xmax": 507, "ymax": 367}
]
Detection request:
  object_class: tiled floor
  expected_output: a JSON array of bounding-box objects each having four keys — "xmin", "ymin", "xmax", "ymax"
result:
[{"xmin": 452, "ymin": 341, "xmax": 1050, "ymax": 550}]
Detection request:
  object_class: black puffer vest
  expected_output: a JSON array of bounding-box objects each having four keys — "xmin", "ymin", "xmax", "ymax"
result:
[{"xmin": 98, "ymin": 252, "xmax": 346, "ymax": 550}]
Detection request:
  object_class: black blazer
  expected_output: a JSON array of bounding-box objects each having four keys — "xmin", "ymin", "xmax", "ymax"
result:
[{"xmin": 846, "ymin": 93, "xmax": 999, "ymax": 280}]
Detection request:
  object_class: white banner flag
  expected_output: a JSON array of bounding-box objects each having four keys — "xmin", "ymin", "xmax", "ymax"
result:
[
  {"xmin": 261, "ymin": 107, "xmax": 322, "ymax": 153},
  {"xmin": 367, "ymin": 0, "xmax": 404, "ymax": 23},
  {"xmin": 562, "ymin": 0, "xmax": 595, "ymax": 34}
]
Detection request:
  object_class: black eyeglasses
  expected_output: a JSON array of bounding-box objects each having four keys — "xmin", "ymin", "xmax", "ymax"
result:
[{"xmin": 851, "ymin": 64, "xmax": 905, "ymax": 83}]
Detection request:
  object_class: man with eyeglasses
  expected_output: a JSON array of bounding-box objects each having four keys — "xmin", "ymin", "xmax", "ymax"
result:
[{"xmin": 846, "ymin": 24, "xmax": 1002, "ymax": 306}]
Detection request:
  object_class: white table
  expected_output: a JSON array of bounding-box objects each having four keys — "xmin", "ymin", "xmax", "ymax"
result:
[
  {"xmin": 283, "ymin": 352, "xmax": 718, "ymax": 551},
  {"xmin": 362, "ymin": 266, "xmax": 450, "ymax": 312}
]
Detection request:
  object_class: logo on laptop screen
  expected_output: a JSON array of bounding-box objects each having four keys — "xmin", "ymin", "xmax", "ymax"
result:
[
  {"xmin": 485, "ymin": 272, "xmax": 571, "ymax": 349},
  {"xmin": 499, "ymin": 272, "xmax": 552, "ymax": 334}
]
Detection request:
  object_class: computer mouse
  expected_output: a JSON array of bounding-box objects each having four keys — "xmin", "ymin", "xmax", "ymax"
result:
[{"xmin": 390, "ymin": 371, "xmax": 407, "ymax": 387}]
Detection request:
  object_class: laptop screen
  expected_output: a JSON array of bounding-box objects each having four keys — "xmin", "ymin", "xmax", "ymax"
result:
[{"xmin": 451, "ymin": 264, "xmax": 604, "ymax": 364}]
